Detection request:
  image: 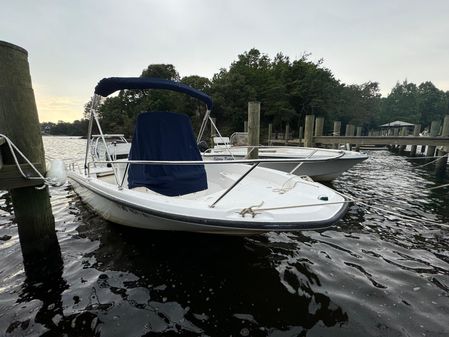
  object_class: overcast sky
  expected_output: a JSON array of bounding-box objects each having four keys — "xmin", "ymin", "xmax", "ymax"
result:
[{"xmin": 1, "ymin": 0, "xmax": 448, "ymax": 122}]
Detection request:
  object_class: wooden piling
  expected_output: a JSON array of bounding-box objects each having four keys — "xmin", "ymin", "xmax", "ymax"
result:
[
  {"xmin": 247, "ymin": 102, "xmax": 260, "ymax": 159},
  {"xmin": 268, "ymin": 123, "xmax": 272, "ymax": 146},
  {"xmin": 244, "ymin": 121, "xmax": 248, "ymax": 133},
  {"xmin": 332, "ymin": 121, "xmax": 341, "ymax": 149},
  {"xmin": 284, "ymin": 124, "xmax": 290, "ymax": 145},
  {"xmin": 304, "ymin": 115, "xmax": 315, "ymax": 148},
  {"xmin": 435, "ymin": 115, "xmax": 449, "ymax": 176},
  {"xmin": 426, "ymin": 120, "xmax": 441, "ymax": 157},
  {"xmin": 345, "ymin": 124, "xmax": 354, "ymax": 150},
  {"xmin": 410, "ymin": 124, "xmax": 421, "ymax": 157},
  {"xmin": 314, "ymin": 117, "xmax": 324, "ymax": 137},
  {"xmin": 355, "ymin": 126, "xmax": 362, "ymax": 151},
  {"xmin": 398, "ymin": 127, "xmax": 408, "ymax": 154},
  {"xmin": 0, "ymin": 41, "xmax": 57, "ymax": 259},
  {"xmin": 298, "ymin": 126, "xmax": 304, "ymax": 147}
]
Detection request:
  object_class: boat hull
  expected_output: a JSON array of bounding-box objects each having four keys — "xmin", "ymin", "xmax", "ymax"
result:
[
  {"xmin": 203, "ymin": 147, "xmax": 367, "ymax": 181},
  {"xmin": 68, "ymin": 166, "xmax": 349, "ymax": 235}
]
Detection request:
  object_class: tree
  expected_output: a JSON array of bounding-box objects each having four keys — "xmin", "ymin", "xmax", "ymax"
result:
[
  {"xmin": 417, "ymin": 81, "xmax": 448, "ymax": 128},
  {"xmin": 338, "ymin": 82, "xmax": 381, "ymax": 128},
  {"xmin": 380, "ymin": 80, "xmax": 420, "ymax": 124}
]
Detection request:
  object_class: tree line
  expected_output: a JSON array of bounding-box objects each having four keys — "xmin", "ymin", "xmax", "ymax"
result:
[{"xmin": 42, "ymin": 48, "xmax": 449, "ymax": 137}]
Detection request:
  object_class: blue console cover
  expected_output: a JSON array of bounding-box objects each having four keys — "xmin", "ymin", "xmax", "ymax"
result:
[{"xmin": 127, "ymin": 111, "xmax": 208, "ymax": 196}]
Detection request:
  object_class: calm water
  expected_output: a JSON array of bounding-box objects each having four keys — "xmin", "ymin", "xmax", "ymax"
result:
[{"xmin": 0, "ymin": 137, "xmax": 448, "ymax": 336}]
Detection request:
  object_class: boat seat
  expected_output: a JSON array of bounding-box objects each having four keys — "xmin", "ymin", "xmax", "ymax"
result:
[{"xmin": 127, "ymin": 111, "xmax": 208, "ymax": 196}]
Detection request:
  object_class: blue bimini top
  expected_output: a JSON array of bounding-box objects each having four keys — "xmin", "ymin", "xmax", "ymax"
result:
[
  {"xmin": 94, "ymin": 77, "xmax": 213, "ymax": 110},
  {"xmin": 127, "ymin": 111, "xmax": 208, "ymax": 196}
]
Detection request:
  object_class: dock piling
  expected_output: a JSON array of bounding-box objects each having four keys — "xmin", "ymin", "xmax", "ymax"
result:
[
  {"xmin": 410, "ymin": 124, "xmax": 421, "ymax": 157},
  {"xmin": 426, "ymin": 120, "xmax": 441, "ymax": 157},
  {"xmin": 247, "ymin": 102, "xmax": 260, "ymax": 159},
  {"xmin": 435, "ymin": 115, "xmax": 449, "ymax": 176},
  {"xmin": 0, "ymin": 41, "xmax": 58, "ymax": 264},
  {"xmin": 304, "ymin": 115, "xmax": 315, "ymax": 148},
  {"xmin": 333, "ymin": 121, "xmax": 341, "ymax": 149}
]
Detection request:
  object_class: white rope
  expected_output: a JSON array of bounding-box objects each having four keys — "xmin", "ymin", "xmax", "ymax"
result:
[
  {"xmin": 357, "ymin": 201, "xmax": 449, "ymax": 229},
  {"xmin": 250, "ymin": 182, "xmax": 449, "ymax": 212},
  {"xmin": 414, "ymin": 153, "xmax": 448, "ymax": 168},
  {"xmin": 0, "ymin": 133, "xmax": 57, "ymax": 189}
]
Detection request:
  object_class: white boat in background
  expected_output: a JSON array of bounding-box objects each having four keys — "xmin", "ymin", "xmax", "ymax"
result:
[
  {"xmin": 67, "ymin": 77, "xmax": 349, "ymax": 235},
  {"xmin": 90, "ymin": 134, "xmax": 130, "ymax": 161},
  {"xmin": 202, "ymin": 135, "xmax": 368, "ymax": 181}
]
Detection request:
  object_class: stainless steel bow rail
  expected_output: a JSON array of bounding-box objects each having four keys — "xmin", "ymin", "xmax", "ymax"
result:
[{"xmin": 81, "ymin": 156, "xmax": 343, "ymax": 208}]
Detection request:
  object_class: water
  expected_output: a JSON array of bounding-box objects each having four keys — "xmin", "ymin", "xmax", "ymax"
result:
[{"xmin": 1, "ymin": 137, "xmax": 448, "ymax": 336}]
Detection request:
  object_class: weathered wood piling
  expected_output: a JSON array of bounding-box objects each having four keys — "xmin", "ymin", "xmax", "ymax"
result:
[
  {"xmin": 435, "ymin": 115, "xmax": 449, "ymax": 176},
  {"xmin": 264, "ymin": 113, "xmax": 448, "ymax": 176},
  {"xmin": 304, "ymin": 115, "xmax": 314, "ymax": 148},
  {"xmin": 247, "ymin": 101, "xmax": 260, "ymax": 159},
  {"xmin": 0, "ymin": 41, "xmax": 58, "ymax": 263},
  {"xmin": 410, "ymin": 124, "xmax": 421, "ymax": 157}
]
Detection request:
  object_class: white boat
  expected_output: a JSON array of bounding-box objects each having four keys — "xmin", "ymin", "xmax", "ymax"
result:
[
  {"xmin": 67, "ymin": 77, "xmax": 349, "ymax": 235},
  {"xmin": 201, "ymin": 135, "xmax": 368, "ymax": 182}
]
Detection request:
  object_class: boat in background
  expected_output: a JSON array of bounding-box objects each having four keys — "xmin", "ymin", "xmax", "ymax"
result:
[
  {"xmin": 68, "ymin": 77, "xmax": 349, "ymax": 235},
  {"xmin": 200, "ymin": 134, "xmax": 368, "ymax": 182}
]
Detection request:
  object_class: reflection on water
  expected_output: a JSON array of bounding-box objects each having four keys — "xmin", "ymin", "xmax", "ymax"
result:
[{"xmin": 0, "ymin": 137, "xmax": 448, "ymax": 336}]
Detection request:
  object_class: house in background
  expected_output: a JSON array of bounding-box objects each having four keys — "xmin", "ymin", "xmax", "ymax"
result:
[{"xmin": 379, "ymin": 120, "xmax": 416, "ymax": 136}]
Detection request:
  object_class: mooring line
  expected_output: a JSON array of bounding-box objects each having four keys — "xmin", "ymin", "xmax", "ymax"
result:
[
  {"xmin": 357, "ymin": 201, "xmax": 449, "ymax": 229},
  {"xmin": 253, "ymin": 182, "xmax": 449, "ymax": 212}
]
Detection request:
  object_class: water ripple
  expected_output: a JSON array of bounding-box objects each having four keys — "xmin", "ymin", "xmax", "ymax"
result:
[{"xmin": 0, "ymin": 139, "xmax": 448, "ymax": 336}]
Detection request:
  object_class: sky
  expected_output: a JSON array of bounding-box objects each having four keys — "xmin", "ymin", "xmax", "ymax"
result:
[{"xmin": 1, "ymin": 0, "xmax": 449, "ymax": 122}]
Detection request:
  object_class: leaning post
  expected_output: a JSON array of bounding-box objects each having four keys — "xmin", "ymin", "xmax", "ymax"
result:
[
  {"xmin": 0, "ymin": 41, "xmax": 57, "ymax": 261},
  {"xmin": 426, "ymin": 120, "xmax": 441, "ymax": 157},
  {"xmin": 435, "ymin": 115, "xmax": 449, "ymax": 176},
  {"xmin": 304, "ymin": 115, "xmax": 315, "ymax": 148},
  {"xmin": 247, "ymin": 102, "xmax": 260, "ymax": 159}
]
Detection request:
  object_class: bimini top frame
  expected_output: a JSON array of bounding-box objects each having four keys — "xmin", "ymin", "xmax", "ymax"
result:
[{"xmin": 83, "ymin": 77, "xmax": 214, "ymax": 175}]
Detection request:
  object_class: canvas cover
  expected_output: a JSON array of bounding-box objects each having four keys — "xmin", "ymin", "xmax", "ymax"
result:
[{"xmin": 127, "ymin": 111, "xmax": 208, "ymax": 196}]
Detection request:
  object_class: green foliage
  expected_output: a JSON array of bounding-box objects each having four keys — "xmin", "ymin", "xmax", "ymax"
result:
[
  {"xmin": 380, "ymin": 80, "xmax": 448, "ymax": 128},
  {"xmin": 73, "ymin": 49, "xmax": 448, "ymax": 138},
  {"xmin": 41, "ymin": 120, "xmax": 88, "ymax": 136}
]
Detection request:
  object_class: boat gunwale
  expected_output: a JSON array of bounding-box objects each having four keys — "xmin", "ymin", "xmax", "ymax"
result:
[{"xmin": 68, "ymin": 171, "xmax": 349, "ymax": 231}]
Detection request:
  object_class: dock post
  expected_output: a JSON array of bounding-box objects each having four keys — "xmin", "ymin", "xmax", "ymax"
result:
[
  {"xmin": 284, "ymin": 123, "xmax": 290, "ymax": 145},
  {"xmin": 345, "ymin": 124, "xmax": 354, "ymax": 150},
  {"xmin": 435, "ymin": 115, "xmax": 449, "ymax": 176},
  {"xmin": 314, "ymin": 117, "xmax": 324, "ymax": 137},
  {"xmin": 244, "ymin": 121, "xmax": 248, "ymax": 133},
  {"xmin": 304, "ymin": 115, "xmax": 315, "ymax": 148},
  {"xmin": 426, "ymin": 120, "xmax": 441, "ymax": 157},
  {"xmin": 0, "ymin": 41, "xmax": 58, "ymax": 265},
  {"xmin": 268, "ymin": 123, "xmax": 272, "ymax": 146},
  {"xmin": 410, "ymin": 124, "xmax": 421, "ymax": 157},
  {"xmin": 355, "ymin": 126, "xmax": 362, "ymax": 151},
  {"xmin": 333, "ymin": 121, "xmax": 341, "ymax": 149},
  {"xmin": 247, "ymin": 102, "xmax": 260, "ymax": 159},
  {"xmin": 298, "ymin": 126, "xmax": 304, "ymax": 147},
  {"xmin": 398, "ymin": 127, "xmax": 408, "ymax": 154}
]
